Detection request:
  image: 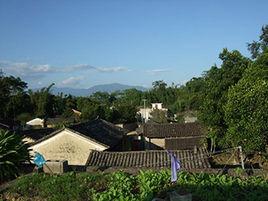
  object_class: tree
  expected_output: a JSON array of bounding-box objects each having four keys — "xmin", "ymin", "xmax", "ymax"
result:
[
  {"xmin": 152, "ymin": 80, "xmax": 167, "ymax": 90},
  {"xmin": 0, "ymin": 129, "xmax": 30, "ymax": 181},
  {"xmin": 90, "ymin": 92, "xmax": 111, "ymax": 105},
  {"xmin": 114, "ymin": 103, "xmax": 137, "ymax": 123},
  {"xmin": 199, "ymin": 49, "xmax": 250, "ymax": 148},
  {"xmin": 170, "ymin": 77, "xmax": 206, "ymax": 113},
  {"xmin": 0, "ymin": 72, "xmax": 30, "ymax": 121},
  {"xmin": 118, "ymin": 88, "xmax": 143, "ymax": 107},
  {"xmin": 150, "ymin": 109, "xmax": 168, "ymax": 123},
  {"xmin": 62, "ymin": 95, "xmax": 77, "ymax": 118},
  {"xmin": 148, "ymin": 80, "xmax": 178, "ymax": 109},
  {"xmin": 224, "ymin": 52, "xmax": 268, "ymax": 152},
  {"xmin": 29, "ymin": 83, "xmax": 56, "ymax": 118},
  {"xmin": 248, "ymin": 25, "xmax": 268, "ymax": 59}
]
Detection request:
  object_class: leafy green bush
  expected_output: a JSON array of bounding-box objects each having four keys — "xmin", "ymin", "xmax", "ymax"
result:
[
  {"xmin": 0, "ymin": 129, "xmax": 30, "ymax": 182},
  {"xmin": 93, "ymin": 171, "xmax": 137, "ymax": 201},
  {"xmin": 5, "ymin": 170, "xmax": 268, "ymax": 201},
  {"xmin": 137, "ymin": 170, "xmax": 170, "ymax": 200}
]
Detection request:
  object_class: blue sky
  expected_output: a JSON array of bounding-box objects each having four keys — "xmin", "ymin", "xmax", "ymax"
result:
[{"xmin": 0, "ymin": 0, "xmax": 267, "ymax": 89}]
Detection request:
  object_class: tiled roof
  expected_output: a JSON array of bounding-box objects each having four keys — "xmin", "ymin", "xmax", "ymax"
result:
[
  {"xmin": 86, "ymin": 148, "xmax": 210, "ymax": 169},
  {"xmin": 139, "ymin": 122, "xmax": 204, "ymax": 138},
  {"xmin": 31, "ymin": 119, "xmax": 125, "ymax": 148},
  {"xmin": 68, "ymin": 119, "xmax": 126, "ymax": 148},
  {"xmin": 20, "ymin": 128, "xmax": 56, "ymax": 141},
  {"xmin": 165, "ymin": 136, "xmax": 205, "ymax": 150},
  {"xmin": 46, "ymin": 117, "xmax": 76, "ymax": 125}
]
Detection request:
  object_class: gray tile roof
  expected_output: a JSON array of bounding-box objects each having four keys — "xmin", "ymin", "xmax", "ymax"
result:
[
  {"xmin": 139, "ymin": 122, "xmax": 205, "ymax": 138},
  {"xmin": 86, "ymin": 148, "xmax": 210, "ymax": 169},
  {"xmin": 69, "ymin": 119, "xmax": 125, "ymax": 148},
  {"xmin": 30, "ymin": 119, "xmax": 125, "ymax": 148},
  {"xmin": 20, "ymin": 128, "xmax": 56, "ymax": 142}
]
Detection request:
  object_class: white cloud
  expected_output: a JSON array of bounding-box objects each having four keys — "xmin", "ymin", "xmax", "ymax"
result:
[
  {"xmin": 65, "ymin": 64, "xmax": 95, "ymax": 72},
  {"xmin": 0, "ymin": 60, "xmax": 129, "ymax": 74},
  {"xmin": 61, "ymin": 76, "xmax": 84, "ymax": 86},
  {"xmin": 34, "ymin": 64, "xmax": 53, "ymax": 72},
  {"xmin": 0, "ymin": 60, "xmax": 130, "ymax": 83},
  {"xmin": 146, "ymin": 68, "xmax": 171, "ymax": 75},
  {"xmin": 96, "ymin": 66, "xmax": 128, "ymax": 72},
  {"xmin": 64, "ymin": 64, "xmax": 128, "ymax": 72},
  {"xmin": 0, "ymin": 61, "xmax": 56, "ymax": 78}
]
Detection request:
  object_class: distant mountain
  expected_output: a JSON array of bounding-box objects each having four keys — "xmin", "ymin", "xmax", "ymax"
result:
[{"xmin": 46, "ymin": 83, "xmax": 147, "ymax": 96}]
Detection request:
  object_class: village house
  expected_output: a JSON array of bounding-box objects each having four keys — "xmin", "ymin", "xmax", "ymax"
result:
[
  {"xmin": 137, "ymin": 122, "xmax": 206, "ymax": 150},
  {"xmin": 25, "ymin": 119, "xmax": 126, "ymax": 166}
]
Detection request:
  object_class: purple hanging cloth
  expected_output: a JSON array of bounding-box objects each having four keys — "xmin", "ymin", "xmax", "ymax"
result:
[{"xmin": 167, "ymin": 150, "xmax": 181, "ymax": 182}]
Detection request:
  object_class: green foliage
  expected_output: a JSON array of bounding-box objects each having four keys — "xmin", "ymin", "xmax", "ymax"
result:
[
  {"xmin": 76, "ymin": 97, "xmax": 103, "ymax": 120},
  {"xmin": 93, "ymin": 171, "xmax": 137, "ymax": 201},
  {"xmin": 224, "ymin": 53, "xmax": 268, "ymax": 152},
  {"xmin": 29, "ymin": 83, "xmax": 56, "ymax": 118},
  {"xmin": 200, "ymin": 49, "xmax": 250, "ymax": 148},
  {"xmin": 0, "ymin": 71, "xmax": 201, "ymax": 126},
  {"xmin": 149, "ymin": 109, "xmax": 168, "ymax": 123},
  {"xmin": 137, "ymin": 170, "xmax": 170, "ymax": 200},
  {"xmin": 114, "ymin": 103, "xmax": 137, "ymax": 123},
  {"xmin": 248, "ymin": 25, "xmax": 268, "ymax": 59},
  {"xmin": 90, "ymin": 91, "xmax": 113, "ymax": 105},
  {"xmin": 0, "ymin": 129, "xmax": 30, "ymax": 181},
  {"xmin": 146, "ymin": 80, "xmax": 178, "ymax": 108},
  {"xmin": 5, "ymin": 171, "xmax": 268, "ymax": 201},
  {"xmin": 0, "ymin": 73, "xmax": 29, "ymax": 121},
  {"xmin": 9, "ymin": 172, "xmax": 103, "ymax": 200}
]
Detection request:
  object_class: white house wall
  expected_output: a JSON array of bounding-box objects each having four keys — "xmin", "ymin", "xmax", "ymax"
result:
[{"xmin": 30, "ymin": 129, "xmax": 107, "ymax": 165}]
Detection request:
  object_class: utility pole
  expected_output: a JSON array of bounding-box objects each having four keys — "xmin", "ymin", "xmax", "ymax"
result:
[{"xmin": 142, "ymin": 99, "xmax": 147, "ymax": 123}]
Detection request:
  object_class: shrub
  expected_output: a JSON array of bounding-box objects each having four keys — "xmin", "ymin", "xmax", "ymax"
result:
[
  {"xmin": 0, "ymin": 129, "xmax": 30, "ymax": 182},
  {"xmin": 5, "ymin": 170, "xmax": 268, "ymax": 201}
]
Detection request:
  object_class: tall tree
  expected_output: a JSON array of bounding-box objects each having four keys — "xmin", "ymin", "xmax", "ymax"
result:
[
  {"xmin": 29, "ymin": 83, "xmax": 56, "ymax": 118},
  {"xmin": 200, "ymin": 49, "xmax": 250, "ymax": 148},
  {"xmin": 224, "ymin": 52, "xmax": 268, "ymax": 152},
  {"xmin": 0, "ymin": 72, "xmax": 29, "ymax": 120}
]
